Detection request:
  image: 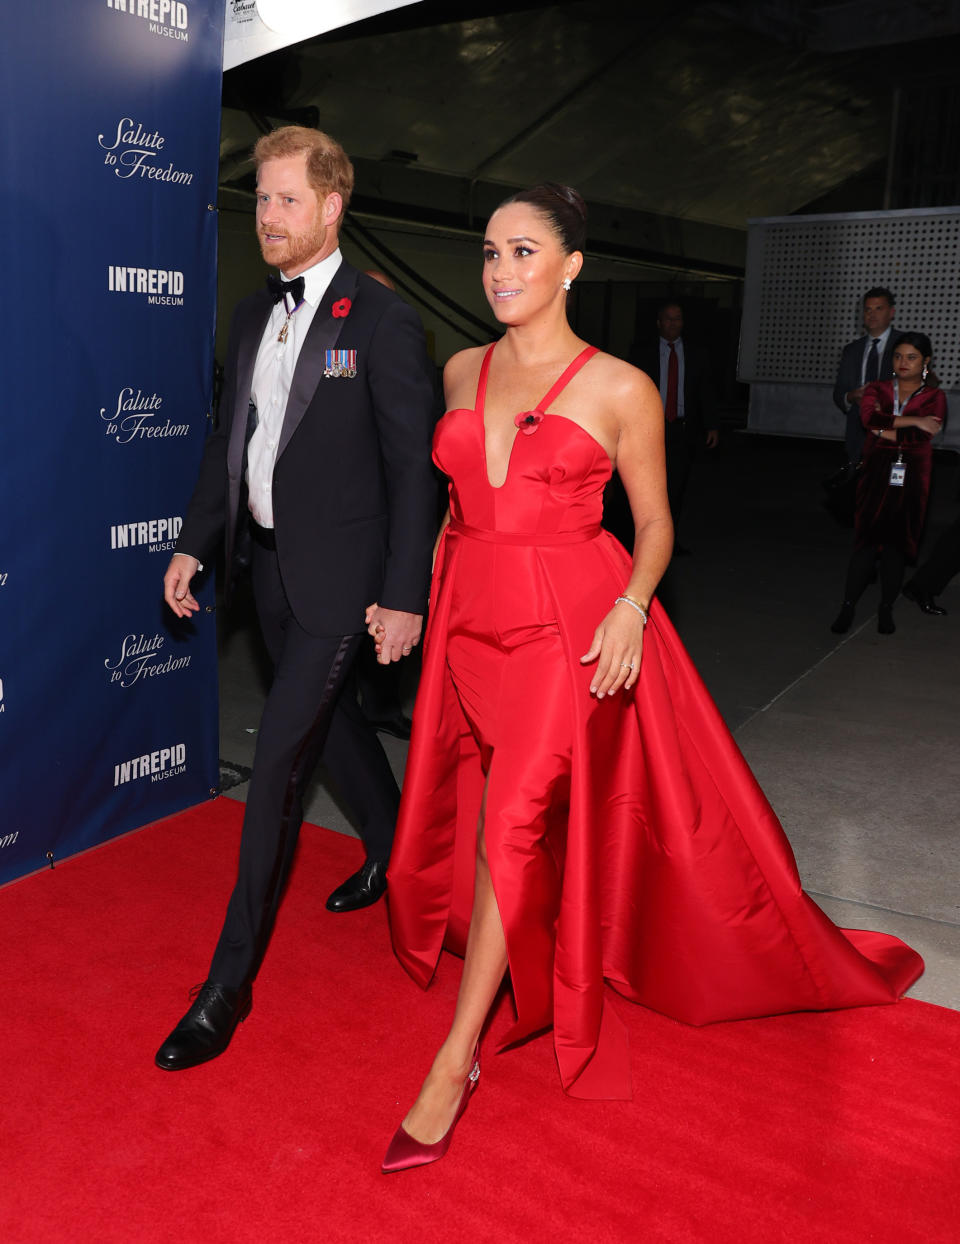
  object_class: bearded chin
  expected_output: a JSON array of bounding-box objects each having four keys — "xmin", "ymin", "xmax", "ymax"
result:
[{"xmin": 260, "ymin": 222, "xmax": 328, "ymax": 271}]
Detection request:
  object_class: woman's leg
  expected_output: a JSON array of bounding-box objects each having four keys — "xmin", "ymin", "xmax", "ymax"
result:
[
  {"xmin": 843, "ymin": 544, "xmax": 879, "ymax": 605},
  {"xmin": 400, "ymin": 781, "xmax": 508, "ymax": 1144},
  {"xmin": 832, "ymin": 544, "xmax": 878, "ymax": 631},
  {"xmin": 396, "ymin": 622, "xmax": 569, "ymax": 1143},
  {"xmin": 879, "ymin": 545, "xmax": 906, "ymax": 607}
]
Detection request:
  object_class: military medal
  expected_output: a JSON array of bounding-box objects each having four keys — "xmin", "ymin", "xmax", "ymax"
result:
[
  {"xmin": 324, "ymin": 349, "xmax": 358, "ymax": 378},
  {"xmin": 276, "ymin": 291, "xmax": 306, "ymax": 344}
]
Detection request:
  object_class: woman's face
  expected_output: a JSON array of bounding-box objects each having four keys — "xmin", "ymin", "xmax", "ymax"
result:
[
  {"xmin": 481, "ymin": 203, "xmax": 580, "ymax": 324},
  {"xmin": 893, "ymin": 344, "xmax": 929, "ymax": 383}
]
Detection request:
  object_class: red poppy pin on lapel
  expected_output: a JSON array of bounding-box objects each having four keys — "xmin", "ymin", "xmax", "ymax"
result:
[{"xmin": 332, "ymin": 297, "xmax": 352, "ymax": 319}]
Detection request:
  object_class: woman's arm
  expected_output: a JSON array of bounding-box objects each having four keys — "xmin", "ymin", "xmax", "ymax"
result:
[
  {"xmin": 615, "ymin": 373, "xmax": 674, "ymax": 610},
  {"xmin": 580, "ymin": 363, "xmax": 672, "ymax": 698},
  {"xmin": 875, "ymin": 413, "xmax": 942, "ymax": 443},
  {"xmin": 895, "ymin": 390, "xmax": 946, "ymax": 442},
  {"xmin": 860, "ymin": 382, "xmax": 895, "ymax": 430}
]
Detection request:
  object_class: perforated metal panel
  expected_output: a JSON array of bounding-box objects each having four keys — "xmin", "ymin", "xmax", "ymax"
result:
[{"xmin": 740, "ymin": 207, "xmax": 960, "ymax": 389}]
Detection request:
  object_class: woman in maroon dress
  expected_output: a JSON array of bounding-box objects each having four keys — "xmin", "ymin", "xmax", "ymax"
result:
[
  {"xmin": 378, "ymin": 185, "xmax": 923, "ymax": 1174},
  {"xmin": 831, "ymin": 332, "xmax": 946, "ymax": 635}
]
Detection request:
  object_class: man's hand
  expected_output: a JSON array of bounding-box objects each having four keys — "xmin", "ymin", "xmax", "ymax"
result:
[
  {"xmin": 845, "ymin": 385, "xmax": 866, "ymax": 406},
  {"xmin": 705, "ymin": 429, "xmax": 719, "ymax": 450},
  {"xmin": 364, "ymin": 603, "xmax": 422, "ymax": 664},
  {"xmin": 164, "ymin": 553, "xmax": 201, "ymax": 618}
]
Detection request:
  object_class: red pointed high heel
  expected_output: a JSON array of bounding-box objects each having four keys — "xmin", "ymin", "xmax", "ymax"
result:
[{"xmin": 381, "ymin": 1048, "xmax": 480, "ymax": 1174}]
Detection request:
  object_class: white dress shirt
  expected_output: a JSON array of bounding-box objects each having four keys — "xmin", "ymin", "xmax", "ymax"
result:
[
  {"xmin": 247, "ymin": 248, "xmax": 343, "ymax": 528},
  {"xmin": 657, "ymin": 336, "xmax": 686, "ymax": 420}
]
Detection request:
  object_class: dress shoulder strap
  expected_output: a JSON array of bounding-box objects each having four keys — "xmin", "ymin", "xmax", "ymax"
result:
[
  {"xmin": 474, "ymin": 343, "xmax": 498, "ymax": 414},
  {"xmin": 538, "ymin": 346, "xmax": 600, "ymax": 410}
]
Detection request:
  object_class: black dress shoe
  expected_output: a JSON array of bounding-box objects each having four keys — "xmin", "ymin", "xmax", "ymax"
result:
[
  {"xmin": 364, "ymin": 712, "xmax": 413, "ymax": 740},
  {"xmin": 155, "ymin": 981, "xmax": 252, "ymax": 1071},
  {"xmin": 325, "ymin": 859, "xmax": 388, "ymax": 913},
  {"xmin": 830, "ymin": 602, "xmax": 855, "ymax": 634},
  {"xmin": 902, "ymin": 582, "xmax": 948, "ymax": 615},
  {"xmin": 878, "ymin": 605, "xmax": 896, "ymax": 635}
]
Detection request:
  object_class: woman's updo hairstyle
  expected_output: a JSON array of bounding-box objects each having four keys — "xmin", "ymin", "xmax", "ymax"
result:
[
  {"xmin": 892, "ymin": 330, "xmax": 933, "ymax": 360},
  {"xmin": 497, "ymin": 183, "xmax": 587, "ymax": 255}
]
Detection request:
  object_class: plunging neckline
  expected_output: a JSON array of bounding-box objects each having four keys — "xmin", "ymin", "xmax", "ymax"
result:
[{"xmin": 477, "ymin": 342, "xmax": 599, "ymax": 490}]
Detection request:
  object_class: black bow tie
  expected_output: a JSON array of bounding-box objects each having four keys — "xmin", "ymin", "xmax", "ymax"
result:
[{"xmin": 267, "ymin": 275, "xmax": 305, "ymax": 306}]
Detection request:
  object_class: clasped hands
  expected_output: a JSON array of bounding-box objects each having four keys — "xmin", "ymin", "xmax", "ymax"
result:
[
  {"xmin": 365, "ymin": 603, "xmax": 423, "ymax": 664},
  {"xmin": 580, "ymin": 602, "xmax": 645, "ymax": 698},
  {"xmin": 164, "ymin": 556, "xmax": 423, "ymax": 667}
]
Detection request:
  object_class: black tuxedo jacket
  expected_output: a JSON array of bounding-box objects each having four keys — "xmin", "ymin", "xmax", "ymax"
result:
[
  {"xmin": 177, "ymin": 260, "xmax": 438, "ymax": 636},
  {"xmin": 832, "ymin": 333, "xmax": 900, "ymax": 415},
  {"xmin": 629, "ymin": 338, "xmax": 717, "ymax": 432}
]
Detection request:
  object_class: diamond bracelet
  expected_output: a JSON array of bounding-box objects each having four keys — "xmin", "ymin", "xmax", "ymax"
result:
[{"xmin": 615, "ymin": 595, "xmax": 648, "ymax": 625}]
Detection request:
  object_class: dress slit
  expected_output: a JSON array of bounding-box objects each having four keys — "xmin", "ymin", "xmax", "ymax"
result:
[
  {"xmin": 387, "ymin": 340, "xmax": 924, "ymax": 1100},
  {"xmin": 447, "ymin": 623, "xmax": 572, "ymax": 1047}
]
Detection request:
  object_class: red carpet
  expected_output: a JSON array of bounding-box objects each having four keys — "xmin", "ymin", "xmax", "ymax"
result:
[{"xmin": 2, "ymin": 798, "xmax": 958, "ymax": 1244}]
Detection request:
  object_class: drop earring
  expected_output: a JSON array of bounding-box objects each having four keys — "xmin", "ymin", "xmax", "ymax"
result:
[
  {"xmin": 562, "ymin": 277, "xmax": 572, "ymax": 291},
  {"xmin": 922, "ymin": 363, "xmax": 929, "ymax": 382}
]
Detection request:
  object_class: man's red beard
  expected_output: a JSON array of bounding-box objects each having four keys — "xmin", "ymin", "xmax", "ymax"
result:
[{"xmin": 257, "ymin": 218, "xmax": 328, "ymax": 272}]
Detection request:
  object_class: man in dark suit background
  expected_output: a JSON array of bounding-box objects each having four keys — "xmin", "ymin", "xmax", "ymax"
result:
[
  {"xmin": 155, "ymin": 127, "xmax": 437, "ymax": 1071},
  {"xmin": 833, "ymin": 287, "xmax": 899, "ymax": 472},
  {"xmin": 903, "ymin": 505, "xmax": 960, "ymax": 616},
  {"xmin": 624, "ymin": 302, "xmax": 718, "ymax": 553}
]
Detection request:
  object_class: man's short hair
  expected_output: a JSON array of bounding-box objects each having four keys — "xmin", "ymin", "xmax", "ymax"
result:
[
  {"xmin": 657, "ymin": 301, "xmax": 683, "ymax": 317},
  {"xmin": 253, "ymin": 126, "xmax": 354, "ymax": 216},
  {"xmin": 862, "ymin": 286, "xmax": 895, "ymax": 306}
]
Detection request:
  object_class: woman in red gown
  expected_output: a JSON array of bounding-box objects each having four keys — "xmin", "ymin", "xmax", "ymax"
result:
[
  {"xmin": 831, "ymin": 332, "xmax": 946, "ymax": 635},
  {"xmin": 379, "ymin": 185, "xmax": 923, "ymax": 1173}
]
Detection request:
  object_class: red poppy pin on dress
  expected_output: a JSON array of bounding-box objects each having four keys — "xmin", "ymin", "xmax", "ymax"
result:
[{"xmin": 514, "ymin": 410, "xmax": 544, "ymax": 436}]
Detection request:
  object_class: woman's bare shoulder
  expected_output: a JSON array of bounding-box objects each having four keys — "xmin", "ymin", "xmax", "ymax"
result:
[
  {"xmin": 443, "ymin": 346, "xmax": 490, "ymax": 408},
  {"xmin": 587, "ymin": 350, "xmax": 661, "ymax": 410},
  {"xmin": 444, "ymin": 346, "xmax": 489, "ymax": 385}
]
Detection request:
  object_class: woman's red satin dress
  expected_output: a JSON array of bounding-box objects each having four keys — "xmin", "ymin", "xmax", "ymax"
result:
[{"xmin": 388, "ymin": 344, "xmax": 923, "ymax": 1100}]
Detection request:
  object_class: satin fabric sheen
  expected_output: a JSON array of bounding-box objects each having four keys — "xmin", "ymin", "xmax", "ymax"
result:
[{"xmin": 388, "ymin": 344, "xmax": 923, "ymax": 1100}]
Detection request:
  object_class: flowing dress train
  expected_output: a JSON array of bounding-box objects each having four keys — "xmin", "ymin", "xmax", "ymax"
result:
[{"xmin": 388, "ymin": 344, "xmax": 923, "ymax": 1100}]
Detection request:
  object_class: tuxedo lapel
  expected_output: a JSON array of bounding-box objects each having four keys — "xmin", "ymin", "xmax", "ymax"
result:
[{"xmin": 277, "ymin": 262, "xmax": 360, "ymax": 461}]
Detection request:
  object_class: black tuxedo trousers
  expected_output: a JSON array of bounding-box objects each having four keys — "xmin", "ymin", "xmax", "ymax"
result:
[
  {"xmin": 208, "ymin": 539, "xmax": 399, "ymax": 988},
  {"xmin": 179, "ymin": 263, "xmax": 437, "ymax": 988}
]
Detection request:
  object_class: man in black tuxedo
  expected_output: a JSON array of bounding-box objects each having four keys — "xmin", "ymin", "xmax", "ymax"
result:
[
  {"xmin": 617, "ymin": 302, "xmax": 717, "ymax": 552},
  {"xmin": 155, "ymin": 127, "xmax": 437, "ymax": 1071},
  {"xmin": 832, "ymin": 287, "xmax": 899, "ymax": 471}
]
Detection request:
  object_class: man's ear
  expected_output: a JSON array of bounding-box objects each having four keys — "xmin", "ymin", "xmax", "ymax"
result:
[{"xmin": 323, "ymin": 192, "xmax": 343, "ymax": 225}]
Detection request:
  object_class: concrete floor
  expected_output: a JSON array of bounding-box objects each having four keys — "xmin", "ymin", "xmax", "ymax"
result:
[{"xmin": 216, "ymin": 432, "xmax": 960, "ymax": 1012}]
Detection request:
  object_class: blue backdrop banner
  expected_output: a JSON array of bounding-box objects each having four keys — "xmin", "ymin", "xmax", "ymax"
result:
[{"xmin": 0, "ymin": 1, "xmax": 225, "ymax": 885}]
